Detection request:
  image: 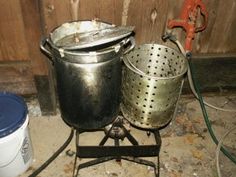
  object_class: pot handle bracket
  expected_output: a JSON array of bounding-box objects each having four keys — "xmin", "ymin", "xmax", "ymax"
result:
[
  {"xmin": 40, "ymin": 38, "xmax": 54, "ymax": 64},
  {"xmin": 123, "ymin": 36, "xmax": 135, "ymax": 54}
]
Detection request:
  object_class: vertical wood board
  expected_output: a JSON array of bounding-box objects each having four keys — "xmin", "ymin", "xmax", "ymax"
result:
[{"xmin": 0, "ymin": 0, "xmax": 30, "ymax": 61}]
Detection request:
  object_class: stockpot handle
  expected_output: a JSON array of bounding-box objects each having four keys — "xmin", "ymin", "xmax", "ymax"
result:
[
  {"xmin": 123, "ymin": 36, "xmax": 135, "ymax": 54},
  {"xmin": 40, "ymin": 37, "xmax": 54, "ymax": 64}
]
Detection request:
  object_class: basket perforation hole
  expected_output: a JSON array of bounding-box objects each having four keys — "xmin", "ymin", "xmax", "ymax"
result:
[
  {"xmin": 151, "ymin": 99, "xmax": 154, "ymax": 102},
  {"xmin": 152, "ymin": 93, "xmax": 155, "ymax": 96},
  {"xmin": 138, "ymin": 89, "xmax": 141, "ymax": 92},
  {"xmin": 149, "ymin": 59, "xmax": 152, "ymax": 62},
  {"xmin": 158, "ymin": 48, "xmax": 161, "ymax": 50},
  {"xmin": 142, "ymin": 111, "xmax": 145, "ymax": 113},
  {"xmin": 172, "ymin": 52, "xmax": 175, "ymax": 55},
  {"xmin": 150, "ymin": 105, "xmax": 153, "ymax": 108},
  {"xmin": 144, "ymin": 98, "xmax": 147, "ymax": 101},
  {"xmin": 163, "ymin": 62, "xmax": 165, "ymax": 65},
  {"xmin": 139, "ymin": 82, "xmax": 142, "ymax": 85},
  {"xmin": 160, "ymin": 74, "xmax": 163, "ymax": 77},
  {"xmin": 145, "ymin": 92, "xmax": 148, "ymax": 94},
  {"xmin": 147, "ymin": 85, "xmax": 150, "ymax": 87},
  {"xmin": 148, "ymin": 112, "xmax": 151, "ymax": 115},
  {"xmin": 150, "ymin": 53, "xmax": 153, "ymax": 56},
  {"xmin": 137, "ymin": 54, "xmax": 140, "ymax": 57},
  {"xmin": 137, "ymin": 96, "xmax": 140, "ymax": 99},
  {"xmin": 136, "ymin": 102, "xmax": 139, "ymax": 105},
  {"xmin": 154, "ymin": 72, "xmax": 157, "ymax": 75},
  {"xmin": 164, "ymin": 56, "xmax": 167, "ymax": 59},
  {"xmin": 155, "ymin": 66, "xmax": 158, "ymax": 69},
  {"xmin": 148, "ymin": 65, "xmax": 151, "ymax": 68},
  {"xmin": 154, "ymin": 86, "xmax": 157, "ymax": 89},
  {"xmin": 136, "ymin": 60, "xmax": 139, "ymax": 63},
  {"xmin": 143, "ymin": 105, "xmax": 146, "ymax": 107},
  {"xmin": 151, "ymin": 46, "xmax": 154, "ymax": 49}
]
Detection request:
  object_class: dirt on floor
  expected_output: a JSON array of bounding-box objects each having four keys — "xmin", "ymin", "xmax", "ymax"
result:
[{"xmin": 20, "ymin": 94, "xmax": 236, "ymax": 177}]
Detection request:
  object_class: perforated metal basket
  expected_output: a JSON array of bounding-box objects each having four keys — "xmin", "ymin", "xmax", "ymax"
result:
[{"xmin": 121, "ymin": 44, "xmax": 188, "ymax": 129}]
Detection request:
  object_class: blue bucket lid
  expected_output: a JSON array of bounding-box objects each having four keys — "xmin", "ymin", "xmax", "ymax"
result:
[{"xmin": 0, "ymin": 93, "xmax": 28, "ymax": 138}]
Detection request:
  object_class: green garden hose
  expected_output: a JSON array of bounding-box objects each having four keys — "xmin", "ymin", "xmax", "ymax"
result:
[{"xmin": 187, "ymin": 55, "xmax": 236, "ymax": 164}]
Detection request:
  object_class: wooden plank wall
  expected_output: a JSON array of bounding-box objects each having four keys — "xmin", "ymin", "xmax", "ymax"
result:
[
  {"xmin": 0, "ymin": 0, "xmax": 236, "ymax": 96},
  {"xmin": 0, "ymin": 0, "xmax": 49, "ymax": 95},
  {"xmin": 40, "ymin": 0, "xmax": 236, "ymax": 53},
  {"xmin": 38, "ymin": 0, "xmax": 236, "ymax": 53}
]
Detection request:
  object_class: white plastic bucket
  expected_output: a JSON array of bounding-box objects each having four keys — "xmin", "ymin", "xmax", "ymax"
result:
[{"xmin": 0, "ymin": 94, "xmax": 33, "ymax": 177}]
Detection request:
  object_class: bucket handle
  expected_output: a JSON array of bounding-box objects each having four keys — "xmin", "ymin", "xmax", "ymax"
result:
[
  {"xmin": 123, "ymin": 36, "xmax": 135, "ymax": 54},
  {"xmin": 40, "ymin": 38, "xmax": 54, "ymax": 64}
]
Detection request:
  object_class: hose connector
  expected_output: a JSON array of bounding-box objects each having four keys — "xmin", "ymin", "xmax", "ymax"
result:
[{"xmin": 162, "ymin": 33, "xmax": 177, "ymax": 42}]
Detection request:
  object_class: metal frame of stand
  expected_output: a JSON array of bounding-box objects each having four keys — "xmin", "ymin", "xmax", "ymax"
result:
[{"xmin": 72, "ymin": 117, "xmax": 161, "ymax": 177}]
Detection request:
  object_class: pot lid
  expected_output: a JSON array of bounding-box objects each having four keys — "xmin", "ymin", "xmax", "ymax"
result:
[
  {"xmin": 49, "ymin": 21, "xmax": 134, "ymax": 50},
  {"xmin": 0, "ymin": 93, "xmax": 27, "ymax": 138}
]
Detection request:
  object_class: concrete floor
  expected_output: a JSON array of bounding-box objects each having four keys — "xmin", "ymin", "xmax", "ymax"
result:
[{"xmin": 20, "ymin": 94, "xmax": 236, "ymax": 177}]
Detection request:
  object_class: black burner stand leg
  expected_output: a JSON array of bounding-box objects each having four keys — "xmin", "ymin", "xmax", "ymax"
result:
[
  {"xmin": 154, "ymin": 130, "xmax": 161, "ymax": 177},
  {"xmin": 75, "ymin": 157, "xmax": 115, "ymax": 177},
  {"xmin": 121, "ymin": 124, "xmax": 139, "ymax": 145},
  {"xmin": 114, "ymin": 137, "xmax": 121, "ymax": 162},
  {"xmin": 72, "ymin": 154, "xmax": 77, "ymax": 177},
  {"xmin": 156, "ymin": 155, "xmax": 160, "ymax": 177},
  {"xmin": 99, "ymin": 124, "xmax": 115, "ymax": 146}
]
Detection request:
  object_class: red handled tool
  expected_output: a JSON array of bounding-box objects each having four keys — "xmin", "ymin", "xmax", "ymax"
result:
[{"xmin": 167, "ymin": 0, "xmax": 208, "ymax": 52}]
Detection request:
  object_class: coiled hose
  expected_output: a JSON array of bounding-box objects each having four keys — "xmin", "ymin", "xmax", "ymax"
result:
[
  {"xmin": 216, "ymin": 126, "xmax": 236, "ymax": 177},
  {"xmin": 163, "ymin": 34, "xmax": 236, "ymax": 164},
  {"xmin": 187, "ymin": 57, "xmax": 236, "ymax": 164}
]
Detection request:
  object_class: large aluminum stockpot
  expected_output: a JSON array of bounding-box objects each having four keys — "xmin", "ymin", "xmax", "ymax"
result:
[{"xmin": 40, "ymin": 20, "xmax": 135, "ymax": 130}]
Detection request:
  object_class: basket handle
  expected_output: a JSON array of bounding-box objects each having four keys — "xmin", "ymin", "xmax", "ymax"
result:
[{"xmin": 40, "ymin": 37, "xmax": 54, "ymax": 64}]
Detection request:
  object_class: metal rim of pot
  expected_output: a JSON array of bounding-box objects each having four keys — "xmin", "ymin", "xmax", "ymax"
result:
[
  {"xmin": 47, "ymin": 20, "xmax": 134, "ymax": 50},
  {"xmin": 40, "ymin": 36, "xmax": 135, "ymax": 64},
  {"xmin": 123, "ymin": 44, "xmax": 188, "ymax": 80},
  {"xmin": 40, "ymin": 20, "xmax": 135, "ymax": 64}
]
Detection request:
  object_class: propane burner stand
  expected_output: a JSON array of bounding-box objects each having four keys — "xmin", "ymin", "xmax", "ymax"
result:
[{"xmin": 73, "ymin": 116, "xmax": 161, "ymax": 177}]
